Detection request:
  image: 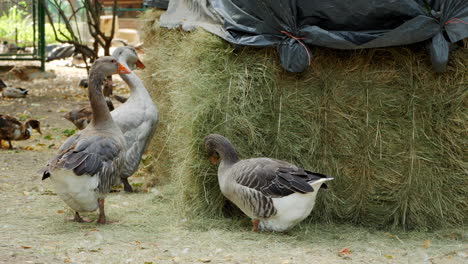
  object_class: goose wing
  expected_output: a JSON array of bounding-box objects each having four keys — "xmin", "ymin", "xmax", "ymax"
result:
[
  {"xmin": 41, "ymin": 134, "xmax": 124, "ymax": 192},
  {"xmin": 234, "ymin": 158, "xmax": 328, "ymax": 198},
  {"xmin": 122, "ymin": 120, "xmax": 157, "ymax": 177},
  {"xmin": 113, "ymin": 109, "xmax": 158, "ymax": 178},
  {"xmin": 229, "ymin": 158, "xmax": 329, "ymax": 218}
]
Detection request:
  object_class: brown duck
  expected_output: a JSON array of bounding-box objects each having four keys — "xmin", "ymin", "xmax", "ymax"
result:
[
  {"xmin": 63, "ymin": 91, "xmax": 115, "ymax": 130},
  {"xmin": 0, "ymin": 115, "xmax": 41, "ymax": 149}
]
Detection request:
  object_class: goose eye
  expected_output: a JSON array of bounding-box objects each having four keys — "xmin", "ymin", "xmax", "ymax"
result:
[{"xmin": 111, "ymin": 59, "xmax": 116, "ymax": 63}]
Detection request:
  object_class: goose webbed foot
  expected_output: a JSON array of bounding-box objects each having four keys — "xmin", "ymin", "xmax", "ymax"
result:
[
  {"xmin": 67, "ymin": 212, "xmax": 92, "ymax": 223},
  {"xmin": 251, "ymin": 219, "xmax": 259, "ymax": 232},
  {"xmin": 122, "ymin": 178, "xmax": 134, "ymax": 193}
]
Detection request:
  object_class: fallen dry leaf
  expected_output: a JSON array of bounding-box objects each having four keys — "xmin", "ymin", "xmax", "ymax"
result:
[
  {"xmin": 338, "ymin": 247, "xmax": 351, "ymax": 256},
  {"xmin": 21, "ymin": 246, "xmax": 32, "ymax": 249},
  {"xmin": 64, "ymin": 258, "xmax": 71, "ymax": 263},
  {"xmin": 422, "ymin": 239, "xmax": 431, "ymax": 249},
  {"xmin": 57, "ymin": 210, "xmax": 64, "ymax": 214},
  {"xmin": 384, "ymin": 254, "xmax": 394, "ymax": 259},
  {"xmin": 199, "ymin": 258, "xmax": 211, "ymax": 263},
  {"xmin": 41, "ymin": 190, "xmax": 57, "ymax": 195}
]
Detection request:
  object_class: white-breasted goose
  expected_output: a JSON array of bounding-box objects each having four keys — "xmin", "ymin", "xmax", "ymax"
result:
[
  {"xmin": 204, "ymin": 134, "xmax": 334, "ymax": 232},
  {"xmin": 40, "ymin": 56, "xmax": 130, "ymax": 224},
  {"xmin": 110, "ymin": 46, "xmax": 158, "ymax": 192}
]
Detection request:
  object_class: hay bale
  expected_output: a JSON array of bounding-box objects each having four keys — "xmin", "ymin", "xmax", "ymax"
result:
[{"xmin": 141, "ymin": 10, "xmax": 467, "ymax": 229}]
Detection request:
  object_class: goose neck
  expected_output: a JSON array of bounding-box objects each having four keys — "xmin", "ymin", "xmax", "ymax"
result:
[
  {"xmin": 217, "ymin": 144, "xmax": 239, "ymax": 166},
  {"xmin": 118, "ymin": 57, "xmax": 145, "ymax": 95},
  {"xmin": 88, "ymin": 70, "xmax": 113, "ymax": 128}
]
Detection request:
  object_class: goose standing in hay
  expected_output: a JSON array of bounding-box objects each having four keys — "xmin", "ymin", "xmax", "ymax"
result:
[
  {"xmin": 40, "ymin": 57, "xmax": 131, "ymax": 224},
  {"xmin": 204, "ymin": 134, "xmax": 333, "ymax": 232},
  {"xmin": 110, "ymin": 46, "xmax": 158, "ymax": 192},
  {"xmin": 0, "ymin": 115, "xmax": 41, "ymax": 149}
]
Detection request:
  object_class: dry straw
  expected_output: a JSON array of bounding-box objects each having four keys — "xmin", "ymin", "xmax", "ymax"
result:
[{"xmin": 141, "ymin": 10, "xmax": 467, "ymax": 230}]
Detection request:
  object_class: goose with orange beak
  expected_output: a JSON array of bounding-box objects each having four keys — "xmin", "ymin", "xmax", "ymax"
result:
[
  {"xmin": 204, "ymin": 134, "xmax": 333, "ymax": 232},
  {"xmin": 110, "ymin": 46, "xmax": 158, "ymax": 193},
  {"xmin": 40, "ymin": 57, "xmax": 131, "ymax": 224}
]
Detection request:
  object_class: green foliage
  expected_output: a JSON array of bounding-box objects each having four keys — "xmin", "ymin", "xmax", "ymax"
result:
[
  {"xmin": 0, "ymin": 4, "xmax": 69, "ymax": 45},
  {"xmin": 61, "ymin": 129, "xmax": 76, "ymax": 137},
  {"xmin": 142, "ymin": 11, "xmax": 467, "ymax": 230}
]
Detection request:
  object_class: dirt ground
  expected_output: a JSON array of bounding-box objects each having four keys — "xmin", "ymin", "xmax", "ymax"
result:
[{"xmin": 0, "ymin": 61, "xmax": 467, "ymax": 264}]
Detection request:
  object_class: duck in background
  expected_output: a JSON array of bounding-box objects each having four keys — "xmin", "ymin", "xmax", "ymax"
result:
[
  {"xmin": 63, "ymin": 79, "xmax": 115, "ymax": 130},
  {"xmin": 0, "ymin": 115, "xmax": 41, "ymax": 149},
  {"xmin": 62, "ymin": 100, "xmax": 115, "ymax": 130},
  {"xmin": 0, "ymin": 79, "xmax": 28, "ymax": 98}
]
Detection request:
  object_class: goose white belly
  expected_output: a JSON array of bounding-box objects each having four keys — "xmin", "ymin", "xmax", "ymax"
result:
[
  {"xmin": 50, "ymin": 169, "xmax": 100, "ymax": 212},
  {"xmin": 259, "ymin": 192, "xmax": 318, "ymax": 232},
  {"xmin": 259, "ymin": 179, "xmax": 331, "ymax": 232}
]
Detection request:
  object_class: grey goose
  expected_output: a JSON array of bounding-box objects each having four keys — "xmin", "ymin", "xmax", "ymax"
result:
[
  {"xmin": 204, "ymin": 134, "xmax": 333, "ymax": 232},
  {"xmin": 40, "ymin": 57, "xmax": 131, "ymax": 224},
  {"xmin": 110, "ymin": 46, "xmax": 158, "ymax": 192}
]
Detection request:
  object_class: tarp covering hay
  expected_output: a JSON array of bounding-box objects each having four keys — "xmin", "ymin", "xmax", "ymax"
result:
[{"xmin": 142, "ymin": 11, "xmax": 467, "ymax": 230}]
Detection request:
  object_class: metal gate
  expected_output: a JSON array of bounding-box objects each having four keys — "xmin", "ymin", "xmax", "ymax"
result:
[{"xmin": 0, "ymin": 0, "xmax": 46, "ymax": 70}]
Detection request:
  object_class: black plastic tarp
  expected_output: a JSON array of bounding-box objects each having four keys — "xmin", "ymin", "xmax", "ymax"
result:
[
  {"xmin": 161, "ymin": 0, "xmax": 468, "ymax": 72},
  {"xmin": 144, "ymin": 0, "xmax": 170, "ymax": 9}
]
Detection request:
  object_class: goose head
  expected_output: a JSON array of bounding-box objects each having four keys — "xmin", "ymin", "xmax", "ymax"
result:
[
  {"xmin": 25, "ymin": 119, "xmax": 42, "ymax": 135},
  {"xmin": 111, "ymin": 46, "xmax": 145, "ymax": 70},
  {"xmin": 204, "ymin": 134, "xmax": 239, "ymax": 165},
  {"xmin": 91, "ymin": 56, "xmax": 130, "ymax": 77}
]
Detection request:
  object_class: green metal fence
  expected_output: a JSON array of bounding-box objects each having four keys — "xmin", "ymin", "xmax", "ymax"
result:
[{"xmin": 0, "ymin": 0, "xmax": 46, "ymax": 71}]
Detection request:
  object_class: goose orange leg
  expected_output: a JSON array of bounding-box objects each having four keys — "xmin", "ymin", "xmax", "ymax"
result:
[
  {"xmin": 97, "ymin": 198, "xmax": 106, "ymax": 224},
  {"xmin": 251, "ymin": 219, "xmax": 259, "ymax": 232}
]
